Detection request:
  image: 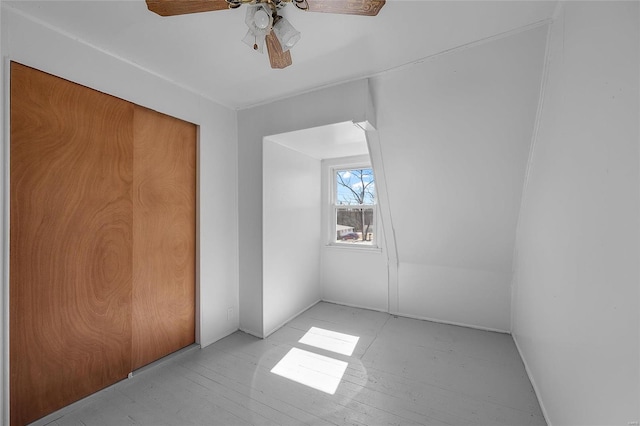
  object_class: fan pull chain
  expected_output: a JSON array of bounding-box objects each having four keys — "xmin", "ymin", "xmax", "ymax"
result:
[{"xmin": 254, "ymin": 35, "xmax": 258, "ymax": 50}]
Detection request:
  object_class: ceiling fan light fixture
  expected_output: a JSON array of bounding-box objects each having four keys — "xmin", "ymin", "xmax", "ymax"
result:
[
  {"xmin": 243, "ymin": 4, "xmax": 273, "ymax": 53},
  {"xmin": 244, "ymin": 4, "xmax": 273, "ymax": 33},
  {"xmin": 242, "ymin": 29, "xmax": 266, "ymax": 53},
  {"xmin": 273, "ymin": 16, "xmax": 301, "ymax": 52},
  {"xmin": 253, "ymin": 7, "xmax": 271, "ymax": 29},
  {"xmin": 145, "ymin": 0, "xmax": 386, "ymax": 69}
]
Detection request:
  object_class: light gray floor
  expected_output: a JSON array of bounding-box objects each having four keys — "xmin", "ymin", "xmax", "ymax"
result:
[{"xmin": 40, "ymin": 302, "xmax": 546, "ymax": 426}]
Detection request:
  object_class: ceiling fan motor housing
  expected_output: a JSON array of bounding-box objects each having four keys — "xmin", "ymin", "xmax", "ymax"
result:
[{"xmin": 145, "ymin": 0, "xmax": 385, "ymax": 69}]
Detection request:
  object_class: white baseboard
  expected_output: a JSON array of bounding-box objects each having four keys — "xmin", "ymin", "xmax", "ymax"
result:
[
  {"xmin": 200, "ymin": 326, "xmax": 241, "ymax": 348},
  {"xmin": 321, "ymin": 298, "xmax": 388, "ymax": 314},
  {"xmin": 512, "ymin": 334, "xmax": 552, "ymax": 426},
  {"xmin": 263, "ymin": 299, "xmax": 322, "ymax": 338},
  {"xmin": 394, "ymin": 311, "xmax": 511, "ymax": 334},
  {"xmin": 238, "ymin": 326, "xmax": 263, "ymax": 339},
  {"xmin": 320, "ymin": 299, "xmax": 509, "ymax": 334}
]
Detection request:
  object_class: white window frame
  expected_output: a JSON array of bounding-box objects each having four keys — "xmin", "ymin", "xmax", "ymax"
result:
[{"xmin": 323, "ymin": 156, "xmax": 378, "ymax": 249}]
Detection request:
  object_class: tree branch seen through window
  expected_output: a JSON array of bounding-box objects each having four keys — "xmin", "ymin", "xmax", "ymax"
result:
[{"xmin": 335, "ymin": 169, "xmax": 375, "ymax": 244}]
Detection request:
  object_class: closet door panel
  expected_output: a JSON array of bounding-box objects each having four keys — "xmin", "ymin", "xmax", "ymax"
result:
[
  {"xmin": 10, "ymin": 62, "xmax": 134, "ymax": 426},
  {"xmin": 132, "ymin": 106, "xmax": 196, "ymax": 370}
]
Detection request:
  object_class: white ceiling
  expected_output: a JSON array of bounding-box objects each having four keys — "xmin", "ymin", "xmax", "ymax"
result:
[
  {"xmin": 266, "ymin": 121, "xmax": 368, "ymax": 159},
  {"xmin": 5, "ymin": 0, "xmax": 557, "ymax": 109}
]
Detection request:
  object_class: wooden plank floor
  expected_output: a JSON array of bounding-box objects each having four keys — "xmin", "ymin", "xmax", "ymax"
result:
[{"xmin": 38, "ymin": 302, "xmax": 546, "ymax": 426}]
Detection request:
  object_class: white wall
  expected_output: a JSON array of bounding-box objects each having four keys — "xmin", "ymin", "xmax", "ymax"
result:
[
  {"xmin": 263, "ymin": 140, "xmax": 321, "ymax": 336},
  {"xmin": 512, "ymin": 2, "xmax": 639, "ymax": 424},
  {"xmin": 368, "ymin": 25, "xmax": 548, "ymax": 332},
  {"xmin": 321, "ymin": 247, "xmax": 388, "ymax": 311},
  {"xmin": 320, "ymin": 155, "xmax": 389, "ymax": 312},
  {"xmin": 238, "ymin": 80, "xmax": 368, "ymax": 337},
  {"xmin": 1, "ymin": 6, "xmax": 239, "ymax": 423}
]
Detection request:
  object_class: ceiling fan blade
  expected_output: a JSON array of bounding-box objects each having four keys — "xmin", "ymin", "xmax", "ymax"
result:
[
  {"xmin": 146, "ymin": 0, "xmax": 231, "ymax": 16},
  {"xmin": 266, "ymin": 32, "xmax": 293, "ymax": 69},
  {"xmin": 302, "ymin": 0, "xmax": 385, "ymax": 16}
]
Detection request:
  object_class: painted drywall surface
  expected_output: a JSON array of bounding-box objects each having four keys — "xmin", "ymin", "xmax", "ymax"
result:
[
  {"xmin": 512, "ymin": 2, "xmax": 639, "ymax": 424},
  {"xmin": 368, "ymin": 26, "xmax": 548, "ymax": 331},
  {"xmin": 399, "ymin": 263, "xmax": 510, "ymax": 331},
  {"xmin": 263, "ymin": 140, "xmax": 321, "ymax": 336},
  {"xmin": 238, "ymin": 80, "xmax": 368, "ymax": 337},
  {"xmin": 0, "ymin": 5, "xmax": 239, "ymax": 353},
  {"xmin": 321, "ymin": 248, "xmax": 388, "ymax": 312},
  {"xmin": 320, "ymin": 155, "xmax": 389, "ymax": 312}
]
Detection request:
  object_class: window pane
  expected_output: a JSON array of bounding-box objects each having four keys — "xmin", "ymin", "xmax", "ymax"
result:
[
  {"xmin": 336, "ymin": 169, "xmax": 375, "ymax": 205},
  {"xmin": 336, "ymin": 208, "xmax": 374, "ymax": 244}
]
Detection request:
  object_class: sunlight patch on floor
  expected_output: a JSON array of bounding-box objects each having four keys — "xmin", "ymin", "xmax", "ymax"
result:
[
  {"xmin": 298, "ymin": 327, "xmax": 360, "ymax": 356},
  {"xmin": 270, "ymin": 347, "xmax": 348, "ymax": 395}
]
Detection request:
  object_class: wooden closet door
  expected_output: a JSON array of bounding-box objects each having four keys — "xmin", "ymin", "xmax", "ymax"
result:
[
  {"xmin": 131, "ymin": 106, "xmax": 196, "ymax": 370},
  {"xmin": 10, "ymin": 63, "xmax": 134, "ymax": 426}
]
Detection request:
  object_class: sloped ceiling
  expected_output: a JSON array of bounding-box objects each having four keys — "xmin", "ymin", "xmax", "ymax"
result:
[
  {"xmin": 368, "ymin": 24, "xmax": 549, "ymax": 329},
  {"xmin": 372, "ymin": 25, "xmax": 549, "ymax": 271},
  {"xmin": 5, "ymin": 0, "xmax": 556, "ymax": 109},
  {"xmin": 266, "ymin": 121, "xmax": 368, "ymax": 159}
]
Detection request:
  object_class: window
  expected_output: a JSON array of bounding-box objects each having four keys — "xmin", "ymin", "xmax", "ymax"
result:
[{"xmin": 332, "ymin": 168, "xmax": 376, "ymax": 246}]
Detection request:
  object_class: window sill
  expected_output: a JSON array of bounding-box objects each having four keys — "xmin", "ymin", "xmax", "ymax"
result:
[{"xmin": 324, "ymin": 243, "xmax": 383, "ymax": 253}]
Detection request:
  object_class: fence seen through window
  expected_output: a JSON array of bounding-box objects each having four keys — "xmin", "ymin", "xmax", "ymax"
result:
[{"xmin": 334, "ymin": 168, "xmax": 375, "ymax": 245}]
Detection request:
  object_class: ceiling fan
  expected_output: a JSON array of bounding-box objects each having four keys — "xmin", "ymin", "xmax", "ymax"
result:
[{"xmin": 145, "ymin": 0, "xmax": 386, "ymax": 69}]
